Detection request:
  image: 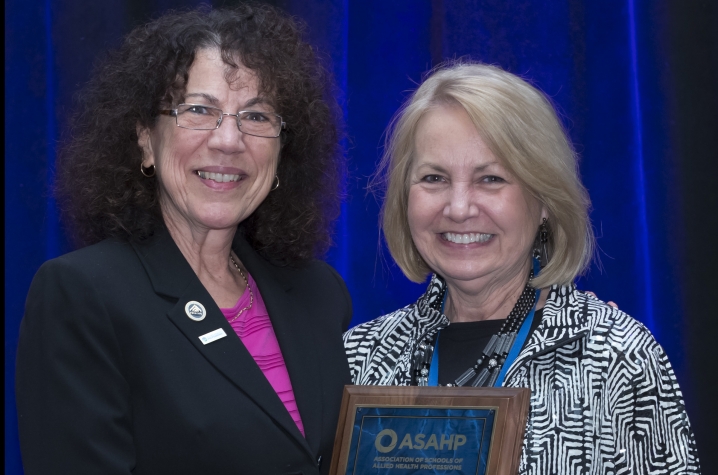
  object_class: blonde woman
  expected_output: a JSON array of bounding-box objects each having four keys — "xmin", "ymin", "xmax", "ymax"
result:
[{"xmin": 344, "ymin": 62, "xmax": 699, "ymax": 474}]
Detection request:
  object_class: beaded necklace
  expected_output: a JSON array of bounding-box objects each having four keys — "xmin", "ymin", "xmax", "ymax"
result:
[
  {"xmin": 413, "ymin": 269, "xmax": 536, "ymax": 387},
  {"xmin": 228, "ymin": 254, "xmax": 254, "ymax": 323}
]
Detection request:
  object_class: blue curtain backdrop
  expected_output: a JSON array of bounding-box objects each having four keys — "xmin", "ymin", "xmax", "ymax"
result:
[{"xmin": 6, "ymin": 0, "xmax": 717, "ymax": 473}]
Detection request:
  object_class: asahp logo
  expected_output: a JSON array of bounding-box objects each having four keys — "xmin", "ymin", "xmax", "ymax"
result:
[{"xmin": 374, "ymin": 428, "xmax": 467, "ymax": 453}]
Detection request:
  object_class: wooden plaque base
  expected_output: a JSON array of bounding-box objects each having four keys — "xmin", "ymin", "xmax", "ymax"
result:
[{"xmin": 329, "ymin": 385, "xmax": 530, "ymax": 475}]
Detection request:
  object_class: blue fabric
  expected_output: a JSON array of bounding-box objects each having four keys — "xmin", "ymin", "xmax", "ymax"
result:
[
  {"xmin": 494, "ymin": 301, "xmax": 535, "ymax": 387},
  {"xmin": 427, "ymin": 284, "xmax": 446, "ymax": 386},
  {"xmin": 7, "ymin": 0, "xmax": 716, "ymax": 472},
  {"xmin": 494, "ymin": 259, "xmax": 542, "ymax": 387},
  {"xmin": 428, "ymin": 333, "xmax": 440, "ymax": 386},
  {"xmin": 430, "ymin": 260, "xmax": 541, "ymax": 387}
]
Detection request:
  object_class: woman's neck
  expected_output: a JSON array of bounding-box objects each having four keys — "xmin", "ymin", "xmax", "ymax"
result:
[
  {"xmin": 163, "ymin": 215, "xmax": 246, "ymax": 308},
  {"xmin": 443, "ymin": 264, "xmax": 533, "ymax": 323}
]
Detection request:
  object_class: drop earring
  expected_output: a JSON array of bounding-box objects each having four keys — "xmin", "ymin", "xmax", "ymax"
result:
[{"xmin": 533, "ymin": 218, "xmax": 550, "ymax": 268}]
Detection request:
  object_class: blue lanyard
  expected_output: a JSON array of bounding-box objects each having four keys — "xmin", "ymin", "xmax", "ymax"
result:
[
  {"xmin": 428, "ymin": 260, "xmax": 541, "ymax": 387},
  {"xmin": 427, "ymin": 296, "xmax": 446, "ymax": 386},
  {"xmin": 493, "ymin": 286, "xmax": 539, "ymax": 386},
  {"xmin": 428, "ymin": 333, "xmax": 440, "ymax": 386}
]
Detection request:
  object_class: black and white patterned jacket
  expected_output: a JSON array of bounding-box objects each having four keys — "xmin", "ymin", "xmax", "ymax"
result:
[{"xmin": 343, "ymin": 275, "xmax": 700, "ymax": 474}]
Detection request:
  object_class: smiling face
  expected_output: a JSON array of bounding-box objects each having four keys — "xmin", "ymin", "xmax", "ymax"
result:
[
  {"xmin": 138, "ymin": 48, "xmax": 281, "ymax": 236},
  {"xmin": 407, "ymin": 102, "xmax": 545, "ymax": 291}
]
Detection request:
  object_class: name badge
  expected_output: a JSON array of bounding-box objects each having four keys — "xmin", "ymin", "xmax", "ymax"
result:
[{"xmin": 199, "ymin": 328, "xmax": 227, "ymax": 345}]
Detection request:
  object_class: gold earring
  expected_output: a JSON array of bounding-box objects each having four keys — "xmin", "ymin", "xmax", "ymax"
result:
[{"xmin": 140, "ymin": 163, "xmax": 155, "ymax": 177}]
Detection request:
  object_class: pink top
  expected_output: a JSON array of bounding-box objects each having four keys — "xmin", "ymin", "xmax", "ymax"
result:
[{"xmin": 220, "ymin": 272, "xmax": 305, "ymax": 437}]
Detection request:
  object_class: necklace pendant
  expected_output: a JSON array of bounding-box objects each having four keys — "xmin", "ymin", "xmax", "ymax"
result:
[
  {"xmin": 455, "ymin": 367, "xmax": 477, "ymax": 387},
  {"xmin": 471, "ymin": 368, "xmax": 490, "ymax": 387},
  {"xmin": 438, "ymin": 269, "xmax": 535, "ymax": 390},
  {"xmin": 483, "ymin": 334, "xmax": 500, "ymax": 356},
  {"xmin": 487, "ymin": 368, "xmax": 500, "ymax": 388}
]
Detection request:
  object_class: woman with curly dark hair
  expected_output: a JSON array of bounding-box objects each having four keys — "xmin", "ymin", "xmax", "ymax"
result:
[{"xmin": 16, "ymin": 5, "xmax": 350, "ymax": 475}]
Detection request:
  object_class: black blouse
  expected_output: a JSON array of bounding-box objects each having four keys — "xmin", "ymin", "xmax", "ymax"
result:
[{"xmin": 437, "ymin": 309, "xmax": 544, "ymax": 385}]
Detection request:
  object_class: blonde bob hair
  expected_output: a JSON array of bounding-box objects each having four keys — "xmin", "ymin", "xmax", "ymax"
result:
[{"xmin": 377, "ymin": 62, "xmax": 594, "ymax": 288}]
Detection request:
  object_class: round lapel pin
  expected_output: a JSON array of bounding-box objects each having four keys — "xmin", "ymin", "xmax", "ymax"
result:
[{"xmin": 185, "ymin": 301, "xmax": 206, "ymax": 321}]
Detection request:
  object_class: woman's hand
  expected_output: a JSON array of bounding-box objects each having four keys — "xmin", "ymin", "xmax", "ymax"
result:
[{"xmin": 584, "ymin": 290, "xmax": 618, "ymax": 308}]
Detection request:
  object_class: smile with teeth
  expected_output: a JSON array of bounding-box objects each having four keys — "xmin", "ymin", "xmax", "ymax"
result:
[
  {"xmin": 442, "ymin": 232, "xmax": 493, "ymax": 244},
  {"xmin": 196, "ymin": 170, "xmax": 242, "ymax": 183}
]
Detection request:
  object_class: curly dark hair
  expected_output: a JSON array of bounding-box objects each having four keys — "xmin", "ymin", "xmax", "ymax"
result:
[{"xmin": 56, "ymin": 4, "xmax": 344, "ymax": 264}]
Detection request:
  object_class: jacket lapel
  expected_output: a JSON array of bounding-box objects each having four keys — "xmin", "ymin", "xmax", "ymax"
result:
[
  {"xmin": 233, "ymin": 235, "xmax": 324, "ymax": 457},
  {"xmin": 503, "ymin": 284, "xmax": 590, "ymax": 383},
  {"xmin": 131, "ymin": 230, "xmax": 313, "ymax": 457}
]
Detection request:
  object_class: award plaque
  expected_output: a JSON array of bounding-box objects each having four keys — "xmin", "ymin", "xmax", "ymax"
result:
[{"xmin": 329, "ymin": 385, "xmax": 530, "ymax": 475}]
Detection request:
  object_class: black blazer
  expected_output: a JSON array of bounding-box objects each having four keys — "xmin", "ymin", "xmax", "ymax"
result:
[{"xmin": 16, "ymin": 229, "xmax": 352, "ymax": 475}]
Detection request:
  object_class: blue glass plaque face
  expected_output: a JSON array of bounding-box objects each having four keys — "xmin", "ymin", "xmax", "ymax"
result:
[{"xmin": 344, "ymin": 406, "xmax": 496, "ymax": 475}]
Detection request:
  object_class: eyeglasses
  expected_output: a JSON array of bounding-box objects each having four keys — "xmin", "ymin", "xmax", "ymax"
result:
[{"xmin": 160, "ymin": 104, "xmax": 286, "ymax": 138}]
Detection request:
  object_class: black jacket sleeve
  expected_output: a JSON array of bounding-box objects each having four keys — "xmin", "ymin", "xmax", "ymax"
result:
[{"xmin": 16, "ymin": 257, "xmax": 135, "ymax": 475}]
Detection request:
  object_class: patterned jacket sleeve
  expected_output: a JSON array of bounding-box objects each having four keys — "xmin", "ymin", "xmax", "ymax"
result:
[
  {"xmin": 343, "ymin": 308, "xmax": 414, "ymax": 386},
  {"xmin": 342, "ymin": 324, "xmax": 364, "ymax": 384},
  {"xmin": 605, "ymin": 319, "xmax": 700, "ymax": 474},
  {"xmin": 343, "ymin": 314, "xmax": 393, "ymax": 385}
]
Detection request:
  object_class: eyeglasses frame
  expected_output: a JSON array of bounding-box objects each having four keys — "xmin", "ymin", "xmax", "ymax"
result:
[{"xmin": 159, "ymin": 103, "xmax": 286, "ymax": 138}]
